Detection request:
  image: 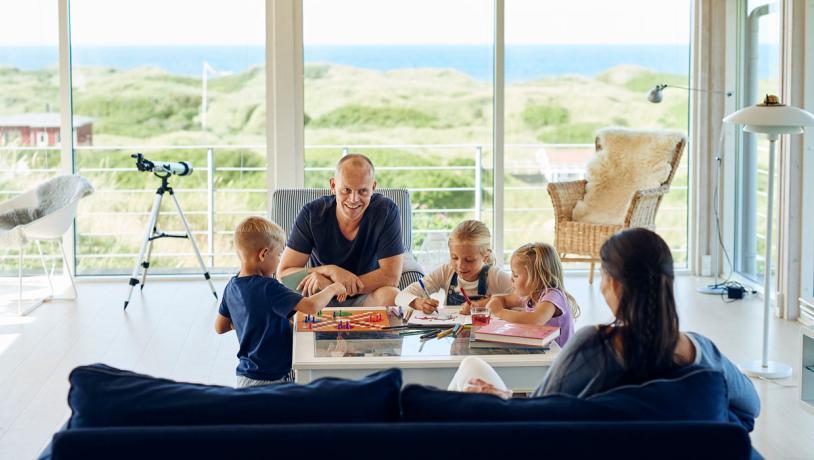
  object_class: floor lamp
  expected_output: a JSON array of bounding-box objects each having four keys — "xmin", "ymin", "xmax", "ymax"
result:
[
  {"xmin": 648, "ymin": 84, "xmax": 733, "ymax": 295},
  {"xmin": 723, "ymin": 95, "xmax": 814, "ymax": 379}
]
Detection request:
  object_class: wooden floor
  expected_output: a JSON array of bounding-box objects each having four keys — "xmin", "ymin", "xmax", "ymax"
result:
[{"xmin": 0, "ymin": 275, "xmax": 812, "ymax": 459}]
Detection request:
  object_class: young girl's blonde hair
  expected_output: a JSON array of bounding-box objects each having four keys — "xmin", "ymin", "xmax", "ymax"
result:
[
  {"xmin": 448, "ymin": 220, "xmax": 495, "ymax": 265},
  {"xmin": 511, "ymin": 242, "xmax": 580, "ymax": 318}
]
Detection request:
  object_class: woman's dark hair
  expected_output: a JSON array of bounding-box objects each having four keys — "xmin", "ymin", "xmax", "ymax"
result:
[{"xmin": 598, "ymin": 227, "xmax": 680, "ymax": 384}]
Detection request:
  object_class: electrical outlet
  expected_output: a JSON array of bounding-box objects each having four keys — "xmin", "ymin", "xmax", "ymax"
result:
[{"xmin": 701, "ymin": 255, "xmax": 711, "ymax": 277}]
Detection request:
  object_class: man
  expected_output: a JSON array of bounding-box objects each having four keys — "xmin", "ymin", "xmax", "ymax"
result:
[{"xmin": 277, "ymin": 154, "xmax": 403, "ymax": 306}]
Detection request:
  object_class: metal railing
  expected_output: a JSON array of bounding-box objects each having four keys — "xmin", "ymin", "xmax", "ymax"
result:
[{"xmin": 1, "ymin": 142, "xmax": 690, "ymax": 273}]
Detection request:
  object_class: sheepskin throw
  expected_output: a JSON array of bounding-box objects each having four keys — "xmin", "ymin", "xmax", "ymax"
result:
[
  {"xmin": 572, "ymin": 128, "xmax": 686, "ymax": 225},
  {"xmin": 0, "ymin": 175, "xmax": 94, "ymax": 246}
]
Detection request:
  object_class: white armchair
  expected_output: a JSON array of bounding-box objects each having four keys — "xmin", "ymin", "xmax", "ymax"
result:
[{"xmin": 0, "ymin": 175, "xmax": 94, "ymax": 315}]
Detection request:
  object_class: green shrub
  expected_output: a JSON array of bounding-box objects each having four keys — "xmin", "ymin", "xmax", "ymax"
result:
[
  {"xmin": 311, "ymin": 105, "xmax": 437, "ymax": 128},
  {"xmin": 521, "ymin": 104, "xmax": 570, "ymax": 128},
  {"xmin": 536, "ymin": 122, "xmax": 603, "ymax": 144}
]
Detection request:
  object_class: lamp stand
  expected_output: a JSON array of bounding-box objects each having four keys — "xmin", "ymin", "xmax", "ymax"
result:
[
  {"xmin": 698, "ymin": 152, "xmax": 726, "ymax": 295},
  {"xmin": 741, "ymin": 135, "xmax": 792, "ymax": 379}
]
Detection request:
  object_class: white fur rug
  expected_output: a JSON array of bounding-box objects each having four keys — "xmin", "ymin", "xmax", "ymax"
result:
[{"xmin": 572, "ymin": 128, "xmax": 686, "ymax": 225}]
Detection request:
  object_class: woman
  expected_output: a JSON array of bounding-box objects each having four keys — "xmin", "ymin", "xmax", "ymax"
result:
[{"xmin": 449, "ymin": 228, "xmax": 760, "ymax": 429}]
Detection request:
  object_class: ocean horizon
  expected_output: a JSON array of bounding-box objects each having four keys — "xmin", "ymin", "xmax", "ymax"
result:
[{"xmin": 0, "ymin": 44, "xmax": 773, "ymax": 83}]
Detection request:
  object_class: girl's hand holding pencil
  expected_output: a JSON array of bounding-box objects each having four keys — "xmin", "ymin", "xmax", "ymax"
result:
[
  {"xmin": 414, "ymin": 278, "xmax": 440, "ymax": 313},
  {"xmin": 413, "ymin": 297, "xmax": 440, "ymax": 314}
]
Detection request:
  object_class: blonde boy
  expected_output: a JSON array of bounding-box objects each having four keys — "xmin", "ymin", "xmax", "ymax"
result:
[{"xmin": 215, "ymin": 217, "xmax": 346, "ymax": 388}]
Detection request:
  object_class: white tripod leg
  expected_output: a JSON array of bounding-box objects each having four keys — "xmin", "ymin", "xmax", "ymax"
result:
[
  {"xmin": 140, "ymin": 234, "xmax": 155, "ymax": 289},
  {"xmin": 125, "ymin": 192, "xmax": 163, "ymax": 309},
  {"xmin": 169, "ymin": 192, "xmax": 218, "ymax": 299}
]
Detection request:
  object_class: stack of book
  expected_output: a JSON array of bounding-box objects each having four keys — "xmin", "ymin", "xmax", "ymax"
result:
[{"xmin": 471, "ymin": 319, "xmax": 559, "ymax": 348}]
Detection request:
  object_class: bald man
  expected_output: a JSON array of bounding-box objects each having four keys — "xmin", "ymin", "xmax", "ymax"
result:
[{"xmin": 277, "ymin": 154, "xmax": 403, "ymax": 307}]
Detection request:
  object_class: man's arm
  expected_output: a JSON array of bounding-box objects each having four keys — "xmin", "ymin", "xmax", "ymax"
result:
[
  {"xmin": 277, "ymin": 247, "xmax": 311, "ymax": 278},
  {"xmin": 356, "ymin": 253, "xmax": 403, "ymax": 294}
]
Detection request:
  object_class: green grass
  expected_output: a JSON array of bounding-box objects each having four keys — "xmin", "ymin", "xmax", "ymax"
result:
[
  {"xmin": 521, "ymin": 104, "xmax": 570, "ymax": 128},
  {"xmin": 310, "ymin": 105, "xmax": 438, "ymax": 129}
]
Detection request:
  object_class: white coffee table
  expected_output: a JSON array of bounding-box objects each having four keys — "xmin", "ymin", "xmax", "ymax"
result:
[{"xmin": 292, "ymin": 307, "xmax": 559, "ymax": 391}]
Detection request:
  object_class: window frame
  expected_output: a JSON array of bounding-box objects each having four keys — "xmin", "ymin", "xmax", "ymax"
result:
[{"xmin": 48, "ymin": 0, "xmax": 703, "ymax": 277}]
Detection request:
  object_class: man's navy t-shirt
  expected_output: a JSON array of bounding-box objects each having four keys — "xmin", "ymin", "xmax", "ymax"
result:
[
  {"xmin": 218, "ymin": 276, "xmax": 302, "ymax": 381},
  {"xmin": 287, "ymin": 194, "xmax": 404, "ymax": 275}
]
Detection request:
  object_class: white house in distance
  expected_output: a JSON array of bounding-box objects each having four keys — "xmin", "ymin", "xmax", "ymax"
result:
[{"xmin": 0, "ymin": 113, "xmax": 94, "ymax": 147}]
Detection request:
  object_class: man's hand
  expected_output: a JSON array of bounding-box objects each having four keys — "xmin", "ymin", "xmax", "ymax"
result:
[
  {"xmin": 464, "ymin": 378, "xmax": 512, "ymax": 399},
  {"xmin": 412, "ymin": 298, "xmax": 440, "ymax": 314},
  {"xmin": 298, "ymin": 272, "xmax": 332, "ymax": 296},
  {"xmin": 328, "ymin": 266, "xmax": 365, "ymax": 296}
]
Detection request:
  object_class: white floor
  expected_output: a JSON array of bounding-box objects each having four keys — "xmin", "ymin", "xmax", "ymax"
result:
[{"xmin": 0, "ymin": 275, "xmax": 812, "ymax": 459}]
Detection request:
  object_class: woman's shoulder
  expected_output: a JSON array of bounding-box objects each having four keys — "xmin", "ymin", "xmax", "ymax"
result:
[{"xmin": 557, "ymin": 325, "xmax": 603, "ymax": 354}]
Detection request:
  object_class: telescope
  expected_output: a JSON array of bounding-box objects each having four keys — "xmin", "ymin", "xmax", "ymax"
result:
[{"xmin": 131, "ymin": 153, "xmax": 193, "ymax": 176}]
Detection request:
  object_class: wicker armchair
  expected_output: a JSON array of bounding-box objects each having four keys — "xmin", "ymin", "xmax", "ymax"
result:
[{"xmin": 547, "ymin": 132, "xmax": 686, "ymax": 283}]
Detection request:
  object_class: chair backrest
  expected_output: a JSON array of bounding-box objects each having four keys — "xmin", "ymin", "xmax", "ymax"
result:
[{"xmin": 270, "ymin": 188, "xmax": 413, "ymax": 252}]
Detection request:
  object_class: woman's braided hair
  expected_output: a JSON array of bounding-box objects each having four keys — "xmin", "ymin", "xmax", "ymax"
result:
[{"xmin": 598, "ymin": 228, "xmax": 679, "ymax": 384}]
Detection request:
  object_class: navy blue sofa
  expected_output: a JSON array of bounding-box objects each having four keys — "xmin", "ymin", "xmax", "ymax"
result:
[{"xmin": 42, "ymin": 364, "xmax": 759, "ymax": 460}]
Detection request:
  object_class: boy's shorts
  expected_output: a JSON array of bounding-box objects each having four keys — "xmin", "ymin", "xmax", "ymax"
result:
[{"xmin": 327, "ymin": 293, "xmax": 370, "ymax": 308}]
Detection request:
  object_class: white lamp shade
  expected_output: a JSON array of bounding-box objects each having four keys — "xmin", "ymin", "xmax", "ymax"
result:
[{"xmin": 723, "ymin": 104, "xmax": 814, "ymax": 135}]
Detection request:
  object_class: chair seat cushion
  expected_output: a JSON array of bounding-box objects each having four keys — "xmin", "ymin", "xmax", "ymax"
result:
[
  {"xmin": 401, "ymin": 367, "xmax": 727, "ymax": 423},
  {"xmin": 66, "ymin": 364, "xmax": 402, "ymax": 429}
]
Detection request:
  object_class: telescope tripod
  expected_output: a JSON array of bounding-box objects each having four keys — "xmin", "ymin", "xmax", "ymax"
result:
[{"xmin": 124, "ymin": 172, "xmax": 217, "ymax": 309}]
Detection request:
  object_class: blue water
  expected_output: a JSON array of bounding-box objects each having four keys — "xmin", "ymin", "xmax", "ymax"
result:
[{"xmin": 0, "ymin": 44, "xmax": 737, "ymax": 83}]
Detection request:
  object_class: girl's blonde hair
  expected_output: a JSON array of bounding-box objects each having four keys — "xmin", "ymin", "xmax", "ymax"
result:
[
  {"xmin": 511, "ymin": 242, "xmax": 580, "ymax": 318},
  {"xmin": 449, "ymin": 220, "xmax": 495, "ymax": 264}
]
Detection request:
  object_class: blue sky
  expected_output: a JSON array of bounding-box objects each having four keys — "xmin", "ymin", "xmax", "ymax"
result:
[{"xmin": 5, "ymin": 0, "xmax": 777, "ymax": 47}]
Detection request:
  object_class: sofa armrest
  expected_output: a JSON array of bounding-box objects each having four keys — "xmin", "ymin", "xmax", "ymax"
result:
[
  {"xmin": 624, "ymin": 185, "xmax": 670, "ymax": 228},
  {"xmin": 547, "ymin": 180, "xmax": 587, "ymax": 224}
]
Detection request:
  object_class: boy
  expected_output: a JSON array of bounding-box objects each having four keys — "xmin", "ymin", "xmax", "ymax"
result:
[{"xmin": 215, "ymin": 216, "xmax": 346, "ymax": 388}]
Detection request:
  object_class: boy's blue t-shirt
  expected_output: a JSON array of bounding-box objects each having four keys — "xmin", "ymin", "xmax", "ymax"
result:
[
  {"xmin": 286, "ymin": 193, "xmax": 404, "ymax": 276},
  {"xmin": 218, "ymin": 275, "xmax": 303, "ymax": 381}
]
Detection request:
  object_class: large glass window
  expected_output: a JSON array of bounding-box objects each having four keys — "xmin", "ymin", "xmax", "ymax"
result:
[
  {"xmin": 69, "ymin": 0, "xmax": 267, "ymax": 275},
  {"xmin": 503, "ymin": 0, "xmax": 692, "ymax": 265},
  {"xmin": 303, "ymin": 0, "xmax": 494, "ymax": 268},
  {"xmin": 734, "ymin": 0, "xmax": 780, "ymax": 282},
  {"xmin": 0, "ymin": 1, "xmax": 61, "ymax": 277}
]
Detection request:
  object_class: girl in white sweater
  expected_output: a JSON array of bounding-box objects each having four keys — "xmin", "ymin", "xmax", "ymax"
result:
[{"xmin": 395, "ymin": 220, "xmax": 512, "ymax": 314}]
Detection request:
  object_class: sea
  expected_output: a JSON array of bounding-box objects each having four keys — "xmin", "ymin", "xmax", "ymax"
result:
[
  {"xmin": 1, "ymin": 45, "xmax": 694, "ymax": 84},
  {"xmin": 0, "ymin": 44, "xmax": 778, "ymax": 83}
]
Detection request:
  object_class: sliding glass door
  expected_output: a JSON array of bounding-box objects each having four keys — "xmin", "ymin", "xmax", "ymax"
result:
[
  {"xmin": 502, "ymin": 1, "xmax": 691, "ymax": 266},
  {"xmin": 69, "ymin": 0, "xmax": 268, "ymax": 274},
  {"xmin": 734, "ymin": 0, "xmax": 780, "ymax": 282},
  {"xmin": 302, "ymin": 0, "xmax": 494, "ymax": 269}
]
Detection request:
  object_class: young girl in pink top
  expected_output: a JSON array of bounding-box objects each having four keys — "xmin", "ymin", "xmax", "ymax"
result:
[{"xmin": 486, "ymin": 242, "xmax": 580, "ymax": 347}]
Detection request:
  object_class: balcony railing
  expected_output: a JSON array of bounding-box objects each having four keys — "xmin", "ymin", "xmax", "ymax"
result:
[{"xmin": 0, "ymin": 142, "xmax": 689, "ymax": 274}]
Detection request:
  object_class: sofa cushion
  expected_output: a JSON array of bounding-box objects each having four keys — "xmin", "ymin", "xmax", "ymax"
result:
[
  {"xmin": 67, "ymin": 364, "xmax": 401, "ymax": 429},
  {"xmin": 401, "ymin": 367, "xmax": 727, "ymax": 423}
]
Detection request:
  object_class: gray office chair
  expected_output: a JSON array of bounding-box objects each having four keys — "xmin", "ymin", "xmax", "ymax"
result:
[{"xmin": 270, "ymin": 188, "xmax": 423, "ymax": 289}]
